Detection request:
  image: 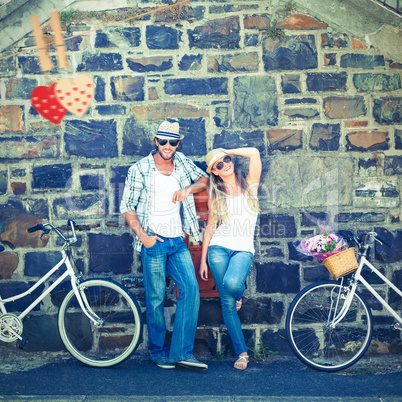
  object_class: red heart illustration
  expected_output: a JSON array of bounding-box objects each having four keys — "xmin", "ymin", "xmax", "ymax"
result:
[{"xmin": 30, "ymin": 84, "xmax": 67, "ymax": 124}]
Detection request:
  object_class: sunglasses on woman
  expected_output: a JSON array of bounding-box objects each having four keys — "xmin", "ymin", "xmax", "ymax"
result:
[
  {"xmin": 214, "ymin": 155, "xmax": 232, "ymax": 170},
  {"xmin": 157, "ymin": 139, "xmax": 180, "ymax": 147}
]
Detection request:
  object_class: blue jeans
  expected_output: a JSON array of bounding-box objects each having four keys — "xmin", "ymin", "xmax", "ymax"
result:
[
  {"xmin": 207, "ymin": 245, "xmax": 253, "ymax": 355},
  {"xmin": 141, "ymin": 234, "xmax": 200, "ymax": 363}
]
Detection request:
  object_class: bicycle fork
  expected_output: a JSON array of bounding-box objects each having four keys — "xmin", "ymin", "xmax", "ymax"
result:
[
  {"xmin": 66, "ymin": 258, "xmax": 104, "ymax": 327},
  {"xmin": 70, "ymin": 278, "xmax": 105, "ymax": 327},
  {"xmin": 327, "ymin": 278, "xmax": 357, "ymax": 328}
]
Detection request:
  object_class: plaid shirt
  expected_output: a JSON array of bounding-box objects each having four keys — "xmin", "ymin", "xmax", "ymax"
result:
[{"xmin": 120, "ymin": 151, "xmax": 209, "ymax": 251}]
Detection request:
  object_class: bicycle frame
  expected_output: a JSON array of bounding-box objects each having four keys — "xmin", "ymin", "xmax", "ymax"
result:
[
  {"xmin": 0, "ymin": 242, "xmax": 102, "ymax": 340},
  {"xmin": 330, "ymin": 254, "xmax": 402, "ymax": 327},
  {"xmin": 0, "ymin": 250, "xmax": 70, "ymax": 319}
]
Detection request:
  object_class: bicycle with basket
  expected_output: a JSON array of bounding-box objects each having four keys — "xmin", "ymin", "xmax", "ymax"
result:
[
  {"xmin": 0, "ymin": 220, "xmax": 143, "ymax": 368},
  {"xmin": 286, "ymin": 229, "xmax": 402, "ymax": 372}
]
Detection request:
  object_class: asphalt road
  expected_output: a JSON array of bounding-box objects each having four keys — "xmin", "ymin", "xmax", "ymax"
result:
[{"xmin": 0, "ymin": 353, "xmax": 401, "ymax": 401}]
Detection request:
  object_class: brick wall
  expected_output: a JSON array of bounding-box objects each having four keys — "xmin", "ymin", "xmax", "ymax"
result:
[{"xmin": 0, "ymin": 1, "xmax": 401, "ymax": 357}]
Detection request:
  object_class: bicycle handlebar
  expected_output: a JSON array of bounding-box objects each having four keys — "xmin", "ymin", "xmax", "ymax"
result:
[
  {"xmin": 27, "ymin": 220, "xmax": 77, "ymax": 244},
  {"xmin": 374, "ymin": 233, "xmax": 392, "ymax": 247},
  {"xmin": 361, "ymin": 231, "xmax": 392, "ymax": 248},
  {"xmin": 27, "ymin": 224, "xmax": 46, "ymax": 233}
]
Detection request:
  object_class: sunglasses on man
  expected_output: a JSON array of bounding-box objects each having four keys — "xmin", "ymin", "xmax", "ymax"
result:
[
  {"xmin": 214, "ymin": 155, "xmax": 232, "ymax": 170},
  {"xmin": 157, "ymin": 139, "xmax": 180, "ymax": 147}
]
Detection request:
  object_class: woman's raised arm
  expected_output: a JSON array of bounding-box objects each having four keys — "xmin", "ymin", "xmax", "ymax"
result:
[{"xmin": 222, "ymin": 147, "xmax": 262, "ymax": 186}]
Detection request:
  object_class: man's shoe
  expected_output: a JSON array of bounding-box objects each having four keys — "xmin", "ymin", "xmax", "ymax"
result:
[
  {"xmin": 176, "ymin": 357, "xmax": 208, "ymax": 371},
  {"xmin": 152, "ymin": 357, "xmax": 175, "ymax": 369}
]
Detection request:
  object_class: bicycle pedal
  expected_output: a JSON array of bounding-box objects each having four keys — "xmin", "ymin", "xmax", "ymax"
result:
[
  {"xmin": 393, "ymin": 323, "xmax": 401, "ymax": 331},
  {"xmin": 18, "ymin": 337, "xmax": 28, "ymax": 349}
]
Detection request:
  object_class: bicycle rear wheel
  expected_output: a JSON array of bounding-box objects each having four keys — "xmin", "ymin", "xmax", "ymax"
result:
[
  {"xmin": 58, "ymin": 278, "xmax": 143, "ymax": 367},
  {"xmin": 286, "ymin": 281, "xmax": 373, "ymax": 372}
]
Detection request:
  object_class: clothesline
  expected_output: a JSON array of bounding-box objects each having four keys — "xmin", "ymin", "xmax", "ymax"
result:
[{"xmin": 0, "ymin": 0, "xmax": 191, "ymax": 62}]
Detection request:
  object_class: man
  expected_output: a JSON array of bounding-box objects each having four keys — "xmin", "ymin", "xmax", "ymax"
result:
[{"xmin": 120, "ymin": 121, "xmax": 209, "ymax": 370}]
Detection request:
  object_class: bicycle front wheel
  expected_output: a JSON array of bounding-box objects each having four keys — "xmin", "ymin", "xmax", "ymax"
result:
[
  {"xmin": 286, "ymin": 281, "xmax": 373, "ymax": 372},
  {"xmin": 58, "ymin": 279, "xmax": 143, "ymax": 367}
]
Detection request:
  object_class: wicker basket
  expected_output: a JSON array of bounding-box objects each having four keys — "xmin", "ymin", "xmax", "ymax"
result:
[{"xmin": 323, "ymin": 247, "xmax": 359, "ymax": 280}]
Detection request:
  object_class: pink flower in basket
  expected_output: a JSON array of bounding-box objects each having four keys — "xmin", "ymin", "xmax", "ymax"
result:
[{"xmin": 297, "ymin": 228, "xmax": 344, "ymax": 261}]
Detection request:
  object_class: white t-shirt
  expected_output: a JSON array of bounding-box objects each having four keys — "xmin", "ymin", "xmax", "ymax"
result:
[
  {"xmin": 209, "ymin": 193, "xmax": 258, "ymax": 254},
  {"xmin": 147, "ymin": 170, "xmax": 183, "ymax": 237}
]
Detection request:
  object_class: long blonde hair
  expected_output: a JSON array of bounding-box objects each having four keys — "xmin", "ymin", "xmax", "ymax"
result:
[{"xmin": 209, "ymin": 167, "xmax": 259, "ymax": 225}]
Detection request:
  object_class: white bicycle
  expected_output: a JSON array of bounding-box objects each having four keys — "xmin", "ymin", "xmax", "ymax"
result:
[
  {"xmin": 286, "ymin": 231, "xmax": 402, "ymax": 372},
  {"xmin": 0, "ymin": 220, "xmax": 143, "ymax": 367}
]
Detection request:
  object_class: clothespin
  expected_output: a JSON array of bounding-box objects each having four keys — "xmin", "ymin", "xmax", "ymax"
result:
[
  {"xmin": 30, "ymin": 12, "xmax": 69, "ymax": 72},
  {"xmin": 30, "ymin": 14, "xmax": 53, "ymax": 71},
  {"xmin": 49, "ymin": 11, "xmax": 69, "ymax": 69}
]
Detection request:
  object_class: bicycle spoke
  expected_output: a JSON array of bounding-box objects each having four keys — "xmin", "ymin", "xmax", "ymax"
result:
[
  {"xmin": 58, "ymin": 279, "xmax": 142, "ymax": 367},
  {"xmin": 286, "ymin": 282, "xmax": 372, "ymax": 371}
]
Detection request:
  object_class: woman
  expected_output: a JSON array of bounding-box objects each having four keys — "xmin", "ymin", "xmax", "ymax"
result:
[{"xmin": 199, "ymin": 147, "xmax": 262, "ymax": 370}]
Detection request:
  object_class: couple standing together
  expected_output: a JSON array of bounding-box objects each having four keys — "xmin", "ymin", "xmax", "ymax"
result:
[{"xmin": 120, "ymin": 121, "xmax": 262, "ymax": 371}]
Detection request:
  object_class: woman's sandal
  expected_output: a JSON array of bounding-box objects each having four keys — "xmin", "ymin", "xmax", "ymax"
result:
[
  {"xmin": 234, "ymin": 354, "xmax": 249, "ymax": 370},
  {"xmin": 236, "ymin": 299, "xmax": 242, "ymax": 312}
]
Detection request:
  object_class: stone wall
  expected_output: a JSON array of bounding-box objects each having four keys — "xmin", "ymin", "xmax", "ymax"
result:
[{"xmin": 0, "ymin": 0, "xmax": 401, "ymax": 357}]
